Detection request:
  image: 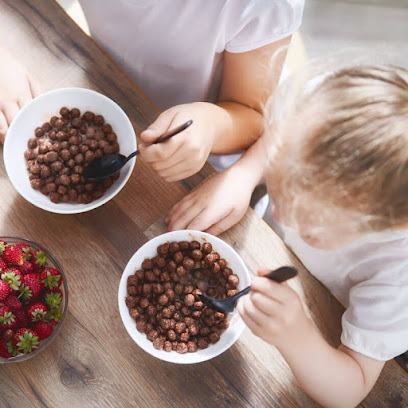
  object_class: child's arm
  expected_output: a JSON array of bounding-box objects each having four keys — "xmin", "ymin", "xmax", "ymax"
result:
[
  {"xmin": 0, "ymin": 44, "xmax": 41, "ymax": 143},
  {"xmin": 165, "ymin": 131, "xmax": 268, "ymax": 232},
  {"xmin": 238, "ymin": 272, "xmax": 385, "ymax": 408},
  {"xmin": 138, "ymin": 36, "xmax": 290, "ymax": 181}
]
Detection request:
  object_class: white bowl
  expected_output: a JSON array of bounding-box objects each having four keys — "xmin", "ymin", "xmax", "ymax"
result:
[
  {"xmin": 3, "ymin": 87, "xmax": 136, "ymax": 214},
  {"xmin": 118, "ymin": 230, "xmax": 251, "ymax": 364}
]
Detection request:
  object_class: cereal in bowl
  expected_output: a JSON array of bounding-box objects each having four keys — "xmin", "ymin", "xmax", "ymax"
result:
[
  {"xmin": 125, "ymin": 240, "xmax": 239, "ymax": 354},
  {"xmin": 25, "ymin": 107, "xmax": 120, "ymax": 204}
]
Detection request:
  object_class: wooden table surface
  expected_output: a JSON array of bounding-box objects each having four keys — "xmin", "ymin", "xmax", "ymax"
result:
[{"xmin": 0, "ymin": 1, "xmax": 407, "ymax": 407}]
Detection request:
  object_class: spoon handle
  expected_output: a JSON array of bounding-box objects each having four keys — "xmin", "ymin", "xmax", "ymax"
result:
[
  {"xmin": 264, "ymin": 266, "xmax": 298, "ymax": 282},
  {"xmin": 125, "ymin": 120, "xmax": 193, "ymax": 164},
  {"xmin": 152, "ymin": 119, "xmax": 193, "ymax": 144},
  {"xmin": 230, "ymin": 266, "xmax": 298, "ymax": 303}
]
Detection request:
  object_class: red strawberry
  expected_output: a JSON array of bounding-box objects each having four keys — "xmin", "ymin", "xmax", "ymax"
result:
[
  {"xmin": 0, "ymin": 303, "xmax": 16, "ymax": 329},
  {"xmin": 3, "ymin": 329, "xmax": 14, "ymax": 341},
  {"xmin": 44, "ymin": 290, "xmax": 63, "ymax": 310},
  {"xmin": 33, "ymin": 322, "xmax": 53, "ymax": 340},
  {"xmin": 0, "ymin": 259, "xmax": 7, "ymax": 272},
  {"xmin": 0, "ymin": 280, "xmax": 11, "ymax": 301},
  {"xmin": 14, "ymin": 243, "xmax": 32, "ymax": 261},
  {"xmin": 27, "ymin": 302, "xmax": 49, "ymax": 322},
  {"xmin": 2, "ymin": 246, "xmax": 24, "ymax": 266},
  {"xmin": 40, "ymin": 268, "xmax": 62, "ymax": 290},
  {"xmin": 18, "ymin": 274, "xmax": 42, "ymax": 302},
  {"xmin": 32, "ymin": 250, "xmax": 47, "ymax": 272},
  {"xmin": 4, "ymin": 295, "xmax": 23, "ymax": 312},
  {"xmin": 20, "ymin": 261, "xmax": 34, "ymax": 275},
  {"xmin": 0, "ymin": 241, "xmax": 7, "ymax": 256},
  {"xmin": 1, "ymin": 268, "xmax": 22, "ymax": 291},
  {"xmin": 13, "ymin": 328, "xmax": 39, "ymax": 354},
  {"xmin": 0, "ymin": 338, "xmax": 14, "ymax": 358},
  {"xmin": 47, "ymin": 306, "xmax": 63, "ymax": 325},
  {"xmin": 14, "ymin": 309, "xmax": 29, "ymax": 329}
]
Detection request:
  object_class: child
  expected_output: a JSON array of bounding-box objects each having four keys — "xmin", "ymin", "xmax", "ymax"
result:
[
  {"xmin": 75, "ymin": 1, "xmax": 304, "ymax": 180},
  {"xmin": 165, "ymin": 64, "xmax": 408, "ymax": 406},
  {"xmin": 0, "ymin": 44, "xmax": 40, "ymax": 144}
]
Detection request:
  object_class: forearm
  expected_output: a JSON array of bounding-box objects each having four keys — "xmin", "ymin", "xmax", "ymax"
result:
[
  {"xmin": 209, "ymin": 101, "xmax": 264, "ymax": 153},
  {"xmin": 222, "ymin": 132, "xmax": 268, "ymax": 192},
  {"xmin": 277, "ymin": 320, "xmax": 376, "ymax": 408}
]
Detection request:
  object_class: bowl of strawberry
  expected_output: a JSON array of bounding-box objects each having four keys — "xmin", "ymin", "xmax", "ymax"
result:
[{"xmin": 0, "ymin": 237, "xmax": 68, "ymax": 363}]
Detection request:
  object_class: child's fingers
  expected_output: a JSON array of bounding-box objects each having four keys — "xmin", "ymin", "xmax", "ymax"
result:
[
  {"xmin": 258, "ymin": 268, "xmax": 271, "ymax": 277},
  {"xmin": 163, "ymin": 169, "xmax": 194, "ymax": 183},
  {"xmin": 0, "ymin": 111, "xmax": 7, "ymax": 143},
  {"xmin": 205, "ymin": 209, "xmax": 239, "ymax": 236},
  {"xmin": 28, "ymin": 74, "xmax": 41, "ymax": 98},
  {"xmin": 151, "ymin": 154, "xmax": 182, "ymax": 173},
  {"xmin": 140, "ymin": 110, "xmax": 175, "ymax": 143},
  {"xmin": 167, "ymin": 204, "xmax": 204, "ymax": 232},
  {"xmin": 250, "ymin": 276, "xmax": 294, "ymax": 304},
  {"xmin": 249, "ymin": 290, "xmax": 281, "ymax": 317},
  {"xmin": 3, "ymin": 103, "xmax": 19, "ymax": 127},
  {"xmin": 188, "ymin": 207, "xmax": 230, "ymax": 234},
  {"xmin": 165, "ymin": 195, "xmax": 193, "ymax": 224},
  {"xmin": 138, "ymin": 139, "xmax": 179, "ymax": 163},
  {"xmin": 238, "ymin": 296, "xmax": 271, "ymax": 335},
  {"xmin": 156, "ymin": 159, "xmax": 189, "ymax": 179}
]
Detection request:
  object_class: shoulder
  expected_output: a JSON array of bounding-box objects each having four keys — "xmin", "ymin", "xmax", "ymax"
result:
[
  {"xmin": 340, "ymin": 233, "xmax": 408, "ymax": 360},
  {"xmin": 223, "ymin": 0, "xmax": 305, "ymax": 52}
]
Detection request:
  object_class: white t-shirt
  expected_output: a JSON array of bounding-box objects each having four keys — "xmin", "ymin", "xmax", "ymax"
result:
[
  {"xmin": 78, "ymin": 0, "xmax": 304, "ymax": 110},
  {"xmin": 279, "ymin": 223, "xmax": 408, "ymax": 361}
]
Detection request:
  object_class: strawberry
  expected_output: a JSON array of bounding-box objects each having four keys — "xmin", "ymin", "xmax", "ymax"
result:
[
  {"xmin": 0, "ymin": 338, "xmax": 14, "ymax": 358},
  {"xmin": 20, "ymin": 261, "xmax": 34, "ymax": 275},
  {"xmin": 0, "ymin": 259, "xmax": 7, "ymax": 272},
  {"xmin": 27, "ymin": 302, "xmax": 49, "ymax": 322},
  {"xmin": 3, "ymin": 329, "xmax": 14, "ymax": 341},
  {"xmin": 32, "ymin": 250, "xmax": 47, "ymax": 272},
  {"xmin": 0, "ymin": 280, "xmax": 11, "ymax": 301},
  {"xmin": 13, "ymin": 328, "xmax": 39, "ymax": 354},
  {"xmin": 4, "ymin": 295, "xmax": 23, "ymax": 312},
  {"xmin": 13, "ymin": 309, "xmax": 29, "ymax": 329},
  {"xmin": 1, "ymin": 268, "xmax": 22, "ymax": 291},
  {"xmin": 0, "ymin": 303, "xmax": 16, "ymax": 329},
  {"xmin": 34, "ymin": 322, "xmax": 53, "ymax": 340},
  {"xmin": 2, "ymin": 245, "xmax": 24, "ymax": 266},
  {"xmin": 14, "ymin": 243, "xmax": 32, "ymax": 261},
  {"xmin": 40, "ymin": 268, "xmax": 62, "ymax": 290},
  {"xmin": 44, "ymin": 291, "xmax": 63, "ymax": 309},
  {"xmin": 0, "ymin": 240, "xmax": 7, "ymax": 256},
  {"xmin": 18, "ymin": 274, "xmax": 42, "ymax": 302},
  {"xmin": 47, "ymin": 306, "xmax": 63, "ymax": 325}
]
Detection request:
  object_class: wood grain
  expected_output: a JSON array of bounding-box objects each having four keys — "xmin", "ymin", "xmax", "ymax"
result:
[{"xmin": 0, "ymin": 1, "xmax": 406, "ymax": 407}]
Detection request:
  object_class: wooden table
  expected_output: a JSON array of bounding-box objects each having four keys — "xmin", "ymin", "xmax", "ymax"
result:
[{"xmin": 0, "ymin": 1, "xmax": 406, "ymax": 407}]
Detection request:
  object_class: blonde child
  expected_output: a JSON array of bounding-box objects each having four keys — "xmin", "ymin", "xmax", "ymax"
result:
[
  {"xmin": 165, "ymin": 64, "xmax": 408, "ymax": 406},
  {"xmin": 1, "ymin": 1, "xmax": 304, "ymax": 183}
]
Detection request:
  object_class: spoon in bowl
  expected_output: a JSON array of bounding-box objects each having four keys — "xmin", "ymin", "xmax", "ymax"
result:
[
  {"xmin": 199, "ymin": 266, "xmax": 298, "ymax": 314},
  {"xmin": 83, "ymin": 119, "xmax": 193, "ymax": 180}
]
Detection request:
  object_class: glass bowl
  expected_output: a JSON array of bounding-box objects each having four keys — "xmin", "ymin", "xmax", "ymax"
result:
[{"xmin": 0, "ymin": 237, "xmax": 68, "ymax": 363}]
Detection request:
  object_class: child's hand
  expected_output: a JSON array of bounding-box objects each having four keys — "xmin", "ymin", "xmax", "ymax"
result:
[
  {"xmin": 238, "ymin": 269, "xmax": 309, "ymax": 347},
  {"xmin": 165, "ymin": 166, "xmax": 254, "ymax": 235},
  {"xmin": 138, "ymin": 102, "xmax": 217, "ymax": 182},
  {"xmin": 0, "ymin": 46, "xmax": 41, "ymax": 143}
]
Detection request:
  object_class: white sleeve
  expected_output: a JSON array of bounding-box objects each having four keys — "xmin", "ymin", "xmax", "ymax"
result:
[
  {"xmin": 225, "ymin": 0, "xmax": 304, "ymax": 53},
  {"xmin": 341, "ymin": 262, "xmax": 408, "ymax": 361}
]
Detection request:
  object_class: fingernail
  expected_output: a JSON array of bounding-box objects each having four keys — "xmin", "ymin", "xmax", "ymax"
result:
[{"xmin": 142, "ymin": 129, "xmax": 157, "ymax": 138}]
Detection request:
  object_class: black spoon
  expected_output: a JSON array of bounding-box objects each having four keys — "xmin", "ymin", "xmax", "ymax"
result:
[
  {"xmin": 83, "ymin": 119, "xmax": 193, "ymax": 180},
  {"xmin": 199, "ymin": 266, "xmax": 298, "ymax": 314}
]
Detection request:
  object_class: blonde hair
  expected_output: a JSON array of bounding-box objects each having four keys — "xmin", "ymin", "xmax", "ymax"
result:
[{"xmin": 265, "ymin": 64, "xmax": 408, "ymax": 235}]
